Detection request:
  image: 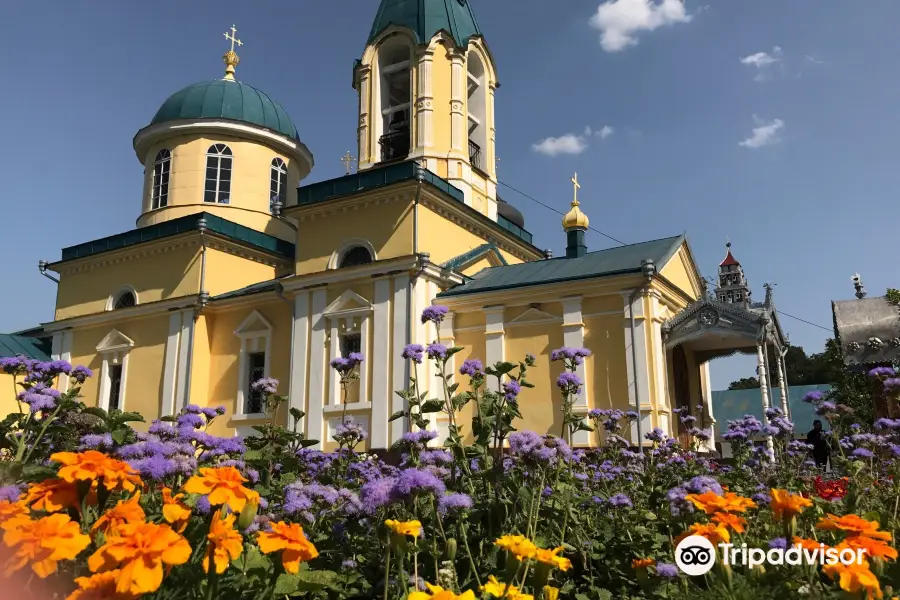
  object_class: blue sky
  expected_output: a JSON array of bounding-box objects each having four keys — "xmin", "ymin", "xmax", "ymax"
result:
[{"xmin": 0, "ymin": 0, "xmax": 894, "ymax": 389}]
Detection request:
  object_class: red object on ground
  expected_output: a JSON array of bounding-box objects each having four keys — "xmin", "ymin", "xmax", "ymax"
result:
[{"xmin": 814, "ymin": 476, "xmax": 849, "ymax": 501}]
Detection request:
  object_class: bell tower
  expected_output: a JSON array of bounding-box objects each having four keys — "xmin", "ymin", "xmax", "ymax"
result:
[
  {"xmin": 354, "ymin": 0, "xmax": 500, "ymax": 220},
  {"xmin": 714, "ymin": 242, "xmax": 751, "ymax": 307}
]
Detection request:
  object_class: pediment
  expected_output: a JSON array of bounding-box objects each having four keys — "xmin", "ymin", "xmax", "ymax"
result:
[
  {"xmin": 96, "ymin": 329, "xmax": 135, "ymax": 353},
  {"xmin": 508, "ymin": 307, "xmax": 561, "ymax": 327},
  {"xmin": 324, "ymin": 289, "xmax": 372, "ymax": 317},
  {"xmin": 235, "ymin": 310, "xmax": 273, "ymax": 336}
]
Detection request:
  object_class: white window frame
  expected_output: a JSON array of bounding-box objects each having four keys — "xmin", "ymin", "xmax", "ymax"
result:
[
  {"xmin": 151, "ymin": 149, "xmax": 171, "ymax": 210},
  {"xmin": 322, "ymin": 290, "xmax": 372, "ymax": 409},
  {"xmin": 327, "ymin": 238, "xmax": 378, "ymax": 270},
  {"xmin": 204, "ymin": 144, "xmax": 233, "ymax": 205},
  {"xmin": 96, "ymin": 329, "xmax": 134, "ymax": 412},
  {"xmin": 270, "ymin": 157, "xmax": 287, "ymax": 214},
  {"xmin": 234, "ymin": 310, "xmax": 273, "ymax": 419},
  {"xmin": 106, "ymin": 286, "xmax": 139, "ymax": 311}
]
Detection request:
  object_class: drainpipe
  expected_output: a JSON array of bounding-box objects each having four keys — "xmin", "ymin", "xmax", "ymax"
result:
[
  {"xmin": 184, "ymin": 218, "xmax": 210, "ymax": 408},
  {"xmin": 628, "ymin": 258, "xmax": 657, "ymax": 454},
  {"xmin": 38, "ymin": 260, "xmax": 59, "ymax": 284},
  {"xmin": 413, "ymin": 163, "xmax": 424, "ymax": 254}
]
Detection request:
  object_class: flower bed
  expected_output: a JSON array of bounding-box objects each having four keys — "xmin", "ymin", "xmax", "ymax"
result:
[{"xmin": 1, "ymin": 306, "xmax": 899, "ymax": 599}]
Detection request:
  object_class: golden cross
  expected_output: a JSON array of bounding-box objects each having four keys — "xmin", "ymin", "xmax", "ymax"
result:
[
  {"xmin": 341, "ymin": 151, "xmax": 357, "ymax": 175},
  {"xmin": 571, "ymin": 172, "xmax": 581, "ymax": 205},
  {"xmin": 224, "ymin": 25, "xmax": 243, "ymax": 52}
]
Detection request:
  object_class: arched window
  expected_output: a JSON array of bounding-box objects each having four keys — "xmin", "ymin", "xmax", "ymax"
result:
[
  {"xmin": 151, "ymin": 149, "xmax": 171, "ymax": 209},
  {"xmin": 466, "ymin": 52, "xmax": 487, "ymax": 173},
  {"xmin": 270, "ymin": 157, "xmax": 287, "ymax": 214},
  {"xmin": 113, "ymin": 291, "xmax": 136, "ymax": 310},
  {"xmin": 204, "ymin": 144, "xmax": 233, "ymax": 204},
  {"xmin": 338, "ymin": 246, "xmax": 373, "ymax": 268},
  {"xmin": 377, "ymin": 38, "xmax": 412, "ymax": 162}
]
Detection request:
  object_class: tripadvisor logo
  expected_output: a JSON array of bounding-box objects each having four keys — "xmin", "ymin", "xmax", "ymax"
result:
[{"xmin": 675, "ymin": 535, "xmax": 867, "ymax": 576}]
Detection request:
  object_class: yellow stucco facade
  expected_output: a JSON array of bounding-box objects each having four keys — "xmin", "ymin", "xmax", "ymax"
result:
[{"xmin": 16, "ymin": 5, "xmax": 722, "ymax": 453}]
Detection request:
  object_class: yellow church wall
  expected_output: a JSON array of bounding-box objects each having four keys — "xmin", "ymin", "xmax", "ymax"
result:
[
  {"xmin": 293, "ymin": 198, "xmax": 414, "ymax": 275},
  {"xmin": 582, "ymin": 295, "xmax": 624, "ymax": 316},
  {"xmin": 0, "ymin": 374, "xmax": 22, "ymax": 418},
  {"xmin": 460, "ymin": 256, "xmax": 493, "ymax": 277},
  {"xmin": 583, "ymin": 316, "xmax": 630, "ymax": 417},
  {"xmin": 505, "ymin": 321, "xmax": 567, "ymax": 437},
  {"xmin": 137, "ymin": 134, "xmax": 300, "ymax": 242},
  {"xmin": 416, "ymin": 204, "xmax": 522, "ymax": 266},
  {"xmin": 448, "ymin": 329, "xmax": 486, "ymax": 441},
  {"xmin": 202, "ymin": 248, "xmax": 280, "ymax": 297},
  {"xmin": 188, "ymin": 314, "xmax": 211, "ymax": 415},
  {"xmin": 659, "ymin": 246, "xmax": 700, "ymax": 300},
  {"xmin": 453, "ymin": 311, "xmax": 484, "ymax": 332},
  {"xmin": 54, "ymin": 243, "xmax": 201, "ymax": 321}
]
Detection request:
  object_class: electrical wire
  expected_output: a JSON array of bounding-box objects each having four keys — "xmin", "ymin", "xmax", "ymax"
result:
[{"xmin": 777, "ymin": 311, "xmax": 833, "ymax": 332}]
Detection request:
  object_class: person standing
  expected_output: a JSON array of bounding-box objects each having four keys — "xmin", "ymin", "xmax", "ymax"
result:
[{"xmin": 807, "ymin": 419, "xmax": 830, "ymax": 469}]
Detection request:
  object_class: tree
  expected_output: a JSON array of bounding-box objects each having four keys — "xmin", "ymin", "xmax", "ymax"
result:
[{"xmin": 726, "ymin": 341, "xmax": 843, "ymax": 390}]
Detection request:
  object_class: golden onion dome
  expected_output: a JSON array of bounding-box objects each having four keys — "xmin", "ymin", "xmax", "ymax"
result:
[{"xmin": 562, "ymin": 198, "xmax": 589, "ymax": 231}]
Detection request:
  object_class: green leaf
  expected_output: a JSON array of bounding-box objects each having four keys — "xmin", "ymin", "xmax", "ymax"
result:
[
  {"xmin": 388, "ymin": 410, "xmax": 406, "ymax": 422},
  {"xmin": 21, "ymin": 464, "xmax": 58, "ymax": 482},
  {"xmin": 236, "ymin": 545, "xmax": 270, "ymax": 572},
  {"xmin": 116, "ymin": 411, "xmax": 145, "ymax": 423},
  {"xmin": 273, "ymin": 573, "xmax": 301, "ymax": 595},
  {"xmin": 243, "ymin": 449, "xmax": 263, "ymax": 461},
  {"xmin": 300, "ymin": 439, "xmax": 319, "ymax": 448},
  {"xmin": 80, "ymin": 407, "xmax": 109, "ymax": 420},
  {"xmin": 110, "ymin": 429, "xmax": 126, "ymax": 445},
  {"xmin": 296, "ymin": 569, "xmax": 341, "ymax": 591},
  {"xmin": 420, "ymin": 400, "xmax": 444, "ymax": 413},
  {"xmin": 289, "ymin": 407, "xmax": 304, "ymax": 421}
]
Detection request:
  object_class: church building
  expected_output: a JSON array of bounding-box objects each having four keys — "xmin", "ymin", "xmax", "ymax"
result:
[{"xmin": 6, "ymin": 0, "xmax": 769, "ymax": 451}]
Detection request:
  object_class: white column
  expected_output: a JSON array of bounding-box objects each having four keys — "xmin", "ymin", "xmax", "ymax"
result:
[
  {"xmin": 357, "ymin": 66, "xmax": 371, "ymax": 167},
  {"xmin": 359, "ymin": 314, "xmax": 370, "ymax": 407},
  {"xmin": 306, "ymin": 290, "xmax": 328, "ymax": 449},
  {"xmin": 161, "ymin": 312, "xmax": 183, "ymax": 417},
  {"xmin": 649, "ymin": 296, "xmax": 668, "ymax": 409},
  {"xmin": 562, "ymin": 297, "xmax": 590, "ymax": 446},
  {"xmin": 391, "ymin": 273, "xmax": 411, "ymax": 442},
  {"xmin": 484, "ymin": 306, "xmax": 505, "ymax": 365},
  {"xmin": 51, "ymin": 332, "xmax": 73, "ymax": 392},
  {"xmin": 623, "ymin": 294, "xmax": 651, "ymax": 443},
  {"xmin": 775, "ymin": 350, "xmax": 789, "ymax": 417},
  {"xmin": 328, "ymin": 320, "xmax": 340, "ymax": 406},
  {"xmin": 289, "ymin": 292, "xmax": 310, "ymax": 428},
  {"xmin": 371, "ymin": 278, "xmax": 392, "ymax": 449},
  {"xmin": 413, "ymin": 278, "xmax": 436, "ymax": 433},
  {"xmin": 449, "ymin": 52, "xmax": 466, "ymax": 155},
  {"xmin": 175, "ymin": 310, "xmax": 193, "ymax": 409},
  {"xmin": 700, "ymin": 361, "xmax": 716, "ymax": 452},
  {"xmin": 487, "ymin": 81, "xmax": 497, "ymax": 179},
  {"xmin": 416, "ymin": 49, "xmax": 434, "ymax": 151},
  {"xmin": 757, "ymin": 344, "xmax": 775, "ymax": 456}
]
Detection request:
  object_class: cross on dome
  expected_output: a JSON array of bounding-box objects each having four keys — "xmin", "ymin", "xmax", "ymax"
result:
[{"xmin": 222, "ymin": 25, "xmax": 243, "ymax": 81}]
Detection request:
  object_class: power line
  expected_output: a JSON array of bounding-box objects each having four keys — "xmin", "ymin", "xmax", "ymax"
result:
[
  {"xmin": 497, "ymin": 179, "xmax": 628, "ymax": 246},
  {"xmin": 498, "ymin": 179, "xmax": 833, "ymax": 334}
]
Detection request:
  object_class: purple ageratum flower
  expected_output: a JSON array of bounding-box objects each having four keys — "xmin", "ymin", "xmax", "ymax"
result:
[
  {"xmin": 503, "ymin": 379, "xmax": 522, "ymax": 402},
  {"xmin": 18, "ymin": 385, "xmax": 60, "ymax": 413},
  {"xmin": 400, "ymin": 430, "xmax": 438, "ymax": 447},
  {"xmin": 251, "ymin": 377, "xmax": 279, "ymax": 395},
  {"xmin": 195, "ymin": 495, "xmax": 212, "ymax": 515},
  {"xmin": 346, "ymin": 353, "xmax": 365, "ymax": 369},
  {"xmin": 816, "ymin": 401, "xmax": 837, "ymax": 416},
  {"xmin": 868, "ymin": 366, "xmax": 896, "ymax": 378},
  {"xmin": 421, "ymin": 305, "xmax": 449, "ymax": 324},
  {"xmin": 437, "ymin": 493, "xmax": 473, "ymax": 515},
  {"xmin": 752, "ymin": 492, "xmax": 771, "ymax": 505},
  {"xmin": 556, "ymin": 371, "xmax": 583, "ymax": 393},
  {"xmin": 79, "ymin": 433, "xmax": 114, "ymax": 450},
  {"xmin": 341, "ymin": 559, "xmax": 358, "ymax": 570},
  {"xmin": 0, "ymin": 356, "xmax": 27, "ymax": 375},
  {"xmin": 459, "ymin": 359, "xmax": 483, "ymax": 377},
  {"xmin": 656, "ymin": 563, "xmax": 679, "ymax": 578},
  {"xmin": 426, "ymin": 343, "xmax": 448, "ymax": 360},
  {"xmin": 587, "ymin": 408, "xmax": 604, "ymax": 419},
  {"xmin": 802, "ymin": 390, "xmax": 824, "ymax": 404},
  {"xmin": 645, "ymin": 427, "xmax": 666, "ymax": 443},
  {"xmin": 402, "ymin": 344, "xmax": 425, "ymax": 364},
  {"xmin": 550, "ymin": 347, "xmax": 592, "ymax": 365},
  {"xmin": 70, "ymin": 365, "xmax": 92, "ymax": 383},
  {"xmin": 201, "ymin": 406, "xmax": 226, "ymax": 420},
  {"xmin": 851, "ymin": 447, "xmax": 875, "ymax": 459},
  {"xmin": 608, "ymin": 494, "xmax": 632, "ymax": 508},
  {"xmin": 177, "ymin": 413, "xmax": 205, "ymax": 429},
  {"xmin": 0, "ymin": 485, "xmax": 21, "ymax": 502},
  {"xmin": 686, "ymin": 476, "xmax": 724, "ymax": 496},
  {"xmin": 681, "ymin": 415, "xmax": 697, "ymax": 425},
  {"xmin": 884, "ymin": 378, "xmax": 900, "ymax": 393},
  {"xmin": 392, "ymin": 468, "xmax": 446, "ymax": 499},
  {"xmin": 625, "ymin": 410, "xmax": 639, "ymax": 421},
  {"xmin": 769, "ymin": 537, "xmax": 789, "ymax": 550},
  {"xmin": 330, "ymin": 357, "xmax": 350, "ymax": 371}
]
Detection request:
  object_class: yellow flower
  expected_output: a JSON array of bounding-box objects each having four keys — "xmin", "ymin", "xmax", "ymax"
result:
[
  {"xmin": 494, "ymin": 534, "xmax": 538, "ymax": 560},
  {"xmin": 2, "ymin": 513, "xmax": 90, "ymax": 578},
  {"xmin": 542, "ymin": 586, "xmax": 560, "ymax": 600},
  {"xmin": 482, "ymin": 574, "xmax": 530, "ymax": 598},
  {"xmin": 22, "ymin": 478, "xmax": 82, "ymax": 513},
  {"xmin": 256, "ymin": 521, "xmax": 319, "ymax": 574},
  {"xmin": 822, "ymin": 561, "xmax": 882, "ymax": 599},
  {"xmin": 632, "ymin": 558, "xmax": 655, "ymax": 569},
  {"xmin": 0, "ymin": 499, "xmax": 29, "ymax": 524},
  {"xmin": 183, "ymin": 466, "xmax": 260, "ymax": 512},
  {"xmin": 87, "ymin": 521, "xmax": 191, "ymax": 595},
  {"xmin": 817, "ymin": 514, "xmax": 893, "ymax": 541},
  {"xmin": 161, "ymin": 487, "xmax": 191, "ymax": 533},
  {"xmin": 409, "ymin": 583, "xmax": 477, "ymax": 600},
  {"xmin": 385, "ymin": 518, "xmax": 422, "ymax": 538},
  {"xmin": 532, "ymin": 546, "xmax": 572, "ymax": 571},
  {"xmin": 686, "ymin": 491, "xmax": 756, "ymax": 515},
  {"xmin": 66, "ymin": 570, "xmax": 138, "ymax": 600},
  {"xmin": 769, "ymin": 489, "xmax": 813, "ymax": 521},
  {"xmin": 203, "ymin": 509, "xmax": 243, "ymax": 574},
  {"xmin": 91, "ymin": 492, "xmax": 145, "ymax": 538},
  {"xmin": 51, "ymin": 450, "xmax": 142, "ymax": 493},
  {"xmin": 712, "ymin": 512, "xmax": 747, "ymax": 534}
]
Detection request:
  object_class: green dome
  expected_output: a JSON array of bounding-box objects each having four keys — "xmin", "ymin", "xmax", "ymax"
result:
[
  {"xmin": 151, "ymin": 80, "xmax": 299, "ymax": 140},
  {"xmin": 368, "ymin": 0, "xmax": 481, "ymax": 49}
]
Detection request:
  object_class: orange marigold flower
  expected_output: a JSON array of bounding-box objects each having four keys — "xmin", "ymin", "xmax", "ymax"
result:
[
  {"xmin": 532, "ymin": 546, "xmax": 572, "ymax": 571},
  {"xmin": 161, "ymin": 487, "xmax": 191, "ymax": 533},
  {"xmin": 183, "ymin": 466, "xmax": 260, "ymax": 512},
  {"xmin": 817, "ymin": 514, "xmax": 893, "ymax": 541},
  {"xmin": 632, "ymin": 558, "xmax": 655, "ymax": 569},
  {"xmin": 66, "ymin": 570, "xmax": 138, "ymax": 600},
  {"xmin": 203, "ymin": 510, "xmax": 243, "ymax": 574},
  {"xmin": 837, "ymin": 536, "xmax": 898, "ymax": 562},
  {"xmin": 2, "ymin": 513, "xmax": 90, "ymax": 578},
  {"xmin": 409, "ymin": 583, "xmax": 477, "ymax": 600},
  {"xmin": 51, "ymin": 451, "xmax": 142, "ymax": 493},
  {"xmin": 385, "ymin": 519, "xmax": 422, "ymax": 538},
  {"xmin": 712, "ymin": 512, "xmax": 747, "ymax": 534},
  {"xmin": 87, "ymin": 521, "xmax": 191, "ymax": 595},
  {"xmin": 494, "ymin": 535, "xmax": 538, "ymax": 560},
  {"xmin": 686, "ymin": 491, "xmax": 756, "ymax": 515},
  {"xmin": 677, "ymin": 522, "xmax": 730, "ymax": 546},
  {"xmin": 257, "ymin": 521, "xmax": 319, "ymax": 574},
  {"xmin": 822, "ymin": 561, "xmax": 882, "ymax": 599},
  {"xmin": 0, "ymin": 499, "xmax": 29, "ymax": 524},
  {"xmin": 91, "ymin": 492, "xmax": 145, "ymax": 538},
  {"xmin": 22, "ymin": 478, "xmax": 81, "ymax": 513},
  {"xmin": 793, "ymin": 537, "xmax": 830, "ymax": 552},
  {"xmin": 770, "ymin": 489, "xmax": 813, "ymax": 521}
]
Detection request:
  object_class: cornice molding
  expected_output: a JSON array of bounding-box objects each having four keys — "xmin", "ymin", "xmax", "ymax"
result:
[
  {"xmin": 280, "ymin": 255, "xmax": 421, "ymax": 292},
  {"xmin": 284, "ymin": 186, "xmax": 411, "ymax": 222},
  {"xmin": 52, "ymin": 235, "xmax": 200, "ymax": 276},
  {"xmin": 43, "ymin": 296, "xmax": 197, "ymax": 332},
  {"xmin": 205, "ymin": 236, "xmax": 292, "ymax": 269}
]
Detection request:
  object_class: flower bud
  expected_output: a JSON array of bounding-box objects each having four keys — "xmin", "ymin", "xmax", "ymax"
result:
[
  {"xmin": 445, "ymin": 538, "xmax": 457, "ymax": 560},
  {"xmin": 237, "ymin": 499, "xmax": 259, "ymax": 531}
]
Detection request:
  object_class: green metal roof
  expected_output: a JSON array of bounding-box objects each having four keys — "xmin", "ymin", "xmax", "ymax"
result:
[
  {"xmin": 438, "ymin": 235, "xmax": 684, "ymax": 297},
  {"xmin": 150, "ymin": 80, "xmax": 299, "ymax": 140},
  {"xmin": 443, "ymin": 243, "xmax": 507, "ymax": 271},
  {"xmin": 0, "ymin": 334, "xmax": 51, "ymax": 361},
  {"xmin": 368, "ymin": 0, "xmax": 481, "ymax": 48},
  {"xmin": 211, "ymin": 278, "xmax": 285, "ymax": 302},
  {"xmin": 60, "ymin": 212, "xmax": 294, "ymax": 263},
  {"xmin": 712, "ymin": 384, "xmax": 832, "ymax": 439}
]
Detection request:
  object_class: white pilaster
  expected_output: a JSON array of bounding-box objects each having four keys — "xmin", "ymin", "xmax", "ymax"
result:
[
  {"xmin": 623, "ymin": 294, "xmax": 651, "ymax": 445},
  {"xmin": 371, "ymin": 278, "xmax": 392, "ymax": 449},
  {"xmin": 391, "ymin": 273, "xmax": 411, "ymax": 442},
  {"xmin": 359, "ymin": 313, "xmax": 370, "ymax": 407},
  {"xmin": 289, "ymin": 292, "xmax": 310, "ymax": 428},
  {"xmin": 328, "ymin": 320, "xmax": 340, "ymax": 406},
  {"xmin": 414, "ymin": 278, "xmax": 437, "ymax": 432},
  {"xmin": 51, "ymin": 331, "xmax": 73, "ymax": 392},
  {"xmin": 562, "ymin": 296, "xmax": 590, "ymax": 446},
  {"xmin": 416, "ymin": 49, "xmax": 434, "ymax": 150},
  {"xmin": 757, "ymin": 344, "xmax": 775, "ymax": 456},
  {"xmin": 161, "ymin": 312, "xmax": 182, "ymax": 417},
  {"xmin": 175, "ymin": 310, "xmax": 193, "ymax": 409},
  {"xmin": 449, "ymin": 52, "xmax": 465, "ymax": 154},
  {"xmin": 484, "ymin": 306, "xmax": 505, "ymax": 365},
  {"xmin": 649, "ymin": 296, "xmax": 668, "ymax": 410},
  {"xmin": 306, "ymin": 290, "xmax": 328, "ymax": 449},
  {"xmin": 357, "ymin": 66, "xmax": 371, "ymax": 166}
]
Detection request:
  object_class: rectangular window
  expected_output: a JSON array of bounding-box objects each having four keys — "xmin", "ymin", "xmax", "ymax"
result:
[
  {"xmin": 245, "ymin": 351, "xmax": 266, "ymax": 414},
  {"xmin": 341, "ymin": 333, "xmax": 362, "ymax": 357},
  {"xmin": 108, "ymin": 364, "xmax": 123, "ymax": 411}
]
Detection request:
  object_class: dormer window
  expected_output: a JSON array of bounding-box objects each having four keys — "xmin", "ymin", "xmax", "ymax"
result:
[{"xmin": 377, "ymin": 39, "xmax": 411, "ymax": 163}]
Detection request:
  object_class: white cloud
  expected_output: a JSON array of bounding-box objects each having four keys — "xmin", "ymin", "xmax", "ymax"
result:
[
  {"xmin": 532, "ymin": 133, "xmax": 589, "ymax": 156},
  {"xmin": 805, "ymin": 54, "xmax": 825, "ymax": 65},
  {"xmin": 596, "ymin": 125, "xmax": 615, "ymax": 138},
  {"xmin": 589, "ymin": 0, "xmax": 692, "ymax": 52},
  {"xmin": 740, "ymin": 46, "xmax": 782, "ymax": 81},
  {"xmin": 738, "ymin": 117, "xmax": 784, "ymax": 149}
]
